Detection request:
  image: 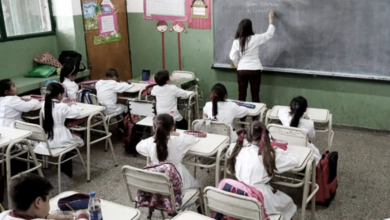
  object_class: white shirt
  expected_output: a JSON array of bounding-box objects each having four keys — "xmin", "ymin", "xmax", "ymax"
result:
[
  {"xmin": 96, "ymin": 80, "xmax": 132, "ymax": 114},
  {"xmin": 151, "ymin": 84, "xmax": 191, "ymax": 121},
  {"xmin": 229, "ymin": 24, "xmax": 275, "ymax": 70},
  {"xmin": 0, "ymin": 211, "xmax": 46, "ymax": 220},
  {"xmin": 61, "ymin": 78, "xmax": 79, "ymax": 100},
  {"xmin": 203, "ymin": 101, "xmax": 248, "ymax": 143},
  {"xmin": 235, "ymin": 144, "xmax": 299, "ymax": 187},
  {"xmin": 0, "ymin": 96, "xmax": 40, "ymax": 127},
  {"xmin": 278, "ymin": 108, "xmax": 315, "ymax": 140}
]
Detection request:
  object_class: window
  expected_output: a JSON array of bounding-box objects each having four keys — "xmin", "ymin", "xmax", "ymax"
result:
[{"xmin": 0, "ymin": 0, "xmax": 54, "ymax": 41}]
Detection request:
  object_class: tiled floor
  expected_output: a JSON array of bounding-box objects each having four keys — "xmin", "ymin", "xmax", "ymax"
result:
[{"xmin": 8, "ymin": 126, "xmax": 390, "ymax": 220}]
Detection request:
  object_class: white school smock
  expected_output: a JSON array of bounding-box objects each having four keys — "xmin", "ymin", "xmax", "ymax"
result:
[
  {"xmin": 0, "ymin": 96, "xmax": 40, "ymax": 127},
  {"xmin": 151, "ymin": 84, "xmax": 190, "ymax": 121},
  {"xmin": 38, "ymin": 101, "xmax": 84, "ymax": 152},
  {"xmin": 95, "ymin": 80, "xmax": 132, "ymax": 115},
  {"xmin": 62, "ymin": 78, "xmax": 79, "ymax": 100},
  {"xmin": 278, "ymin": 107, "xmax": 321, "ymax": 164},
  {"xmin": 0, "ymin": 211, "xmax": 46, "ymax": 220},
  {"xmin": 136, "ymin": 133, "xmax": 200, "ymax": 190},
  {"xmin": 203, "ymin": 101, "xmax": 248, "ymax": 143},
  {"xmin": 235, "ymin": 144, "xmax": 299, "ymax": 220},
  {"xmin": 229, "ymin": 24, "xmax": 275, "ymax": 70}
]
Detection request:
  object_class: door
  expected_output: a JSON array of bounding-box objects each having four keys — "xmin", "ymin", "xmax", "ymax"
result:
[{"xmin": 82, "ymin": 0, "xmax": 132, "ymax": 80}]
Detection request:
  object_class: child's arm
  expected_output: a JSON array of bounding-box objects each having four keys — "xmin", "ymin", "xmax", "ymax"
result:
[
  {"xmin": 135, "ymin": 138, "xmax": 151, "ymax": 157},
  {"xmin": 63, "ymin": 105, "xmax": 82, "ymax": 119},
  {"xmin": 12, "ymin": 97, "xmax": 40, "ymax": 112},
  {"xmin": 306, "ymin": 120, "xmax": 316, "ymax": 140},
  {"xmin": 174, "ymin": 87, "xmax": 191, "ymax": 99},
  {"xmin": 112, "ymin": 82, "xmax": 133, "ymax": 93},
  {"xmin": 274, "ymin": 148, "xmax": 300, "ymax": 174},
  {"xmin": 174, "ymin": 133, "xmax": 197, "ymax": 153},
  {"xmin": 233, "ymin": 104, "xmax": 248, "ymax": 119}
]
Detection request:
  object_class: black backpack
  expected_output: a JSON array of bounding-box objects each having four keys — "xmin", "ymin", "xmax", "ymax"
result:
[{"xmin": 59, "ymin": 51, "xmax": 86, "ymax": 72}]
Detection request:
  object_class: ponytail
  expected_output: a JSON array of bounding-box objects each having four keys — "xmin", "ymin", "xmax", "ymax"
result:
[
  {"xmin": 153, "ymin": 114, "xmax": 174, "ymax": 162},
  {"xmin": 247, "ymin": 122, "xmax": 276, "ymax": 177},
  {"xmin": 43, "ymin": 83, "xmax": 64, "ymax": 140},
  {"xmin": 228, "ymin": 130, "xmax": 246, "ymax": 175},
  {"xmin": 289, "ymin": 96, "xmax": 308, "ymax": 128},
  {"xmin": 210, "ymin": 83, "xmax": 228, "ymax": 120}
]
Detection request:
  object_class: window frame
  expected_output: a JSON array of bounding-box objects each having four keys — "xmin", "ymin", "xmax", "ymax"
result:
[{"xmin": 0, "ymin": 0, "xmax": 56, "ymax": 42}]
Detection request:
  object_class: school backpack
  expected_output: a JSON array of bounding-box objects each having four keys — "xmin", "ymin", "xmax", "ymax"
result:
[
  {"xmin": 122, "ymin": 114, "xmax": 143, "ymax": 156},
  {"xmin": 315, "ymin": 150, "xmax": 338, "ymax": 206},
  {"xmin": 137, "ymin": 163, "xmax": 183, "ymax": 217},
  {"xmin": 58, "ymin": 51, "xmax": 86, "ymax": 72},
  {"xmin": 141, "ymin": 84, "xmax": 157, "ymax": 102},
  {"xmin": 76, "ymin": 89, "xmax": 94, "ymax": 104}
]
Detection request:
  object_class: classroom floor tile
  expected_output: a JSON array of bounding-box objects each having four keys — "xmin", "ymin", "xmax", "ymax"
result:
[{"xmin": 5, "ymin": 127, "xmax": 390, "ymax": 220}]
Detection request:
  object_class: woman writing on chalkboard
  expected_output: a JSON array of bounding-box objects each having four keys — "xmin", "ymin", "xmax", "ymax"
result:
[{"xmin": 229, "ymin": 11, "xmax": 275, "ymax": 103}]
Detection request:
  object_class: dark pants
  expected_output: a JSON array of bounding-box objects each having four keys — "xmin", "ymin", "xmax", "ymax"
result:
[
  {"xmin": 237, "ymin": 70, "xmax": 262, "ymax": 102},
  {"xmin": 176, "ymin": 118, "xmax": 188, "ymax": 130}
]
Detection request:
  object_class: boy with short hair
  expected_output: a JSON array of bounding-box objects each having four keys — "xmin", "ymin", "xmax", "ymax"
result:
[
  {"xmin": 95, "ymin": 68, "xmax": 132, "ymax": 115},
  {"xmin": 0, "ymin": 173, "xmax": 73, "ymax": 219},
  {"xmin": 151, "ymin": 70, "xmax": 191, "ymax": 130}
]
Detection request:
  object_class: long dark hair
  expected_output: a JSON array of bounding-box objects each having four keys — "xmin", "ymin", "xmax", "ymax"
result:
[
  {"xmin": 153, "ymin": 114, "xmax": 174, "ymax": 161},
  {"xmin": 210, "ymin": 83, "xmax": 227, "ymax": 119},
  {"xmin": 43, "ymin": 83, "xmax": 65, "ymax": 140},
  {"xmin": 228, "ymin": 121, "xmax": 276, "ymax": 177},
  {"xmin": 59, "ymin": 63, "xmax": 77, "ymax": 83},
  {"xmin": 289, "ymin": 96, "xmax": 308, "ymax": 127},
  {"xmin": 234, "ymin": 19, "xmax": 255, "ymax": 53},
  {"xmin": 0, "ymin": 79, "xmax": 12, "ymax": 97}
]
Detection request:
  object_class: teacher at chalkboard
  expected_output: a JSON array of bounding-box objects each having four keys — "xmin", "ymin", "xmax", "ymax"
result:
[{"xmin": 229, "ymin": 11, "xmax": 275, "ymax": 103}]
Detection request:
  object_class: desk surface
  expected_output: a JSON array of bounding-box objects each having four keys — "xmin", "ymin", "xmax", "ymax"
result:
[
  {"xmin": 268, "ymin": 105, "xmax": 330, "ymax": 122},
  {"xmin": 125, "ymin": 83, "xmax": 148, "ymax": 93},
  {"xmin": 178, "ymin": 130, "xmax": 229, "ymax": 156},
  {"xmin": 245, "ymin": 102, "xmax": 266, "ymax": 116},
  {"xmin": 74, "ymin": 103, "xmax": 105, "ymax": 119},
  {"xmin": 0, "ymin": 127, "xmax": 32, "ymax": 148},
  {"xmin": 172, "ymin": 211, "xmax": 213, "ymax": 220},
  {"xmin": 50, "ymin": 191, "xmax": 140, "ymax": 220}
]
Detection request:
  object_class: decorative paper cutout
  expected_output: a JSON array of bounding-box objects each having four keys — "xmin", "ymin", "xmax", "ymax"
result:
[
  {"xmin": 170, "ymin": 21, "xmax": 186, "ymax": 70},
  {"xmin": 157, "ymin": 21, "xmax": 168, "ymax": 69},
  {"xmin": 191, "ymin": 0, "xmax": 207, "ymax": 18},
  {"xmin": 83, "ymin": 1, "xmax": 99, "ymax": 30},
  {"xmin": 144, "ymin": 0, "xmax": 189, "ymax": 21},
  {"xmin": 188, "ymin": 0, "xmax": 212, "ymax": 29},
  {"xmin": 94, "ymin": 32, "xmax": 122, "ymax": 45}
]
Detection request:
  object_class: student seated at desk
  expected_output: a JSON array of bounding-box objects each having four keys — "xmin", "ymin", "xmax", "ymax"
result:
[
  {"xmin": 278, "ymin": 96, "xmax": 321, "ymax": 164},
  {"xmin": 203, "ymin": 83, "xmax": 248, "ymax": 143},
  {"xmin": 151, "ymin": 70, "xmax": 191, "ymax": 130},
  {"xmin": 0, "ymin": 79, "xmax": 39, "ymax": 127},
  {"xmin": 60, "ymin": 63, "xmax": 79, "ymax": 100},
  {"xmin": 96, "ymin": 68, "xmax": 132, "ymax": 115},
  {"xmin": 136, "ymin": 114, "xmax": 200, "ymax": 190},
  {"xmin": 228, "ymin": 121, "xmax": 299, "ymax": 220},
  {"xmin": 40, "ymin": 83, "xmax": 84, "ymax": 150},
  {"xmin": 0, "ymin": 173, "xmax": 74, "ymax": 220}
]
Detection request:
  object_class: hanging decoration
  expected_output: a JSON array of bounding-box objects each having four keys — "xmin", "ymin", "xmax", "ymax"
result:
[
  {"xmin": 83, "ymin": 0, "xmax": 99, "ymax": 30},
  {"xmin": 188, "ymin": 0, "xmax": 212, "ymax": 29},
  {"xmin": 170, "ymin": 21, "xmax": 186, "ymax": 70},
  {"xmin": 93, "ymin": 0, "xmax": 121, "ymax": 45},
  {"xmin": 157, "ymin": 21, "xmax": 168, "ymax": 69}
]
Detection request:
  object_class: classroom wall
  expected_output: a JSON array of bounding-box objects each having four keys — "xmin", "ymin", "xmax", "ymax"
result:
[
  {"xmin": 127, "ymin": 0, "xmax": 390, "ymax": 130},
  {"xmin": 52, "ymin": 0, "xmax": 88, "ymax": 64}
]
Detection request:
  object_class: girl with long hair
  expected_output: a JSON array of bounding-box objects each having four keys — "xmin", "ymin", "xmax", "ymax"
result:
[
  {"xmin": 136, "ymin": 113, "xmax": 199, "ymax": 190},
  {"xmin": 229, "ymin": 11, "xmax": 275, "ymax": 103},
  {"xmin": 40, "ymin": 83, "xmax": 84, "ymax": 150},
  {"xmin": 278, "ymin": 96, "xmax": 321, "ymax": 164},
  {"xmin": 203, "ymin": 83, "xmax": 247, "ymax": 142},
  {"xmin": 228, "ymin": 121, "xmax": 299, "ymax": 219}
]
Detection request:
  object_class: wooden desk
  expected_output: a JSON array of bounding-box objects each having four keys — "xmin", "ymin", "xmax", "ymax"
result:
[{"xmin": 50, "ymin": 191, "xmax": 141, "ymax": 220}]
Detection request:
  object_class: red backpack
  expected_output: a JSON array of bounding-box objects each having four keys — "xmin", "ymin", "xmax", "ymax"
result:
[
  {"xmin": 315, "ymin": 151, "xmax": 338, "ymax": 206},
  {"xmin": 122, "ymin": 114, "xmax": 142, "ymax": 156}
]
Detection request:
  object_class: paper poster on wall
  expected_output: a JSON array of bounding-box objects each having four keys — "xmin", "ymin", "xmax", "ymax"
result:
[
  {"xmin": 144, "ymin": 0, "xmax": 190, "ymax": 21},
  {"xmin": 98, "ymin": 13, "xmax": 118, "ymax": 35},
  {"xmin": 93, "ymin": 32, "xmax": 122, "ymax": 45},
  {"xmin": 83, "ymin": 1, "xmax": 99, "ymax": 30},
  {"xmin": 188, "ymin": 0, "xmax": 212, "ymax": 29}
]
